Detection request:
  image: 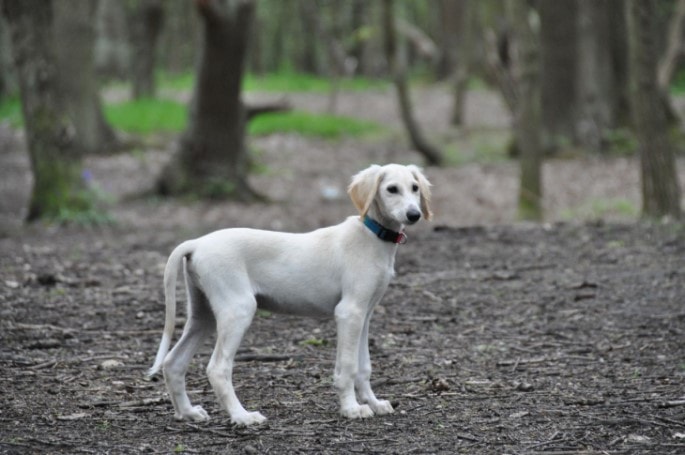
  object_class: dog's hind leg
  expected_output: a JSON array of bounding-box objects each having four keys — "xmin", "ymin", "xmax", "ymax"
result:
[
  {"xmin": 206, "ymin": 293, "xmax": 266, "ymax": 426},
  {"xmin": 163, "ymin": 279, "xmax": 215, "ymax": 422}
]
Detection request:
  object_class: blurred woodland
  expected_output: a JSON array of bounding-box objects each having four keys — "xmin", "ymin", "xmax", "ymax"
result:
[{"xmin": 0, "ymin": 0, "xmax": 683, "ymax": 223}]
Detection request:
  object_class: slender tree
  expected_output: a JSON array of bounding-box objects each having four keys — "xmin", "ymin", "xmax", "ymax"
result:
[
  {"xmin": 2, "ymin": 0, "xmax": 92, "ymax": 221},
  {"xmin": 627, "ymin": 0, "xmax": 682, "ymax": 219},
  {"xmin": 510, "ymin": 0, "xmax": 543, "ymax": 221},
  {"xmin": 447, "ymin": 0, "xmax": 473, "ymax": 126},
  {"xmin": 575, "ymin": 0, "xmax": 612, "ymax": 153},
  {"xmin": 158, "ymin": 0, "xmax": 258, "ymax": 200},
  {"xmin": 382, "ymin": 0, "xmax": 443, "ymax": 166},
  {"xmin": 128, "ymin": 0, "xmax": 164, "ymax": 99},
  {"xmin": 53, "ymin": 0, "xmax": 119, "ymax": 154}
]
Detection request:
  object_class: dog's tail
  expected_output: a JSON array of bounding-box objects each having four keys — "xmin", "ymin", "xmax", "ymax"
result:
[{"xmin": 147, "ymin": 240, "xmax": 197, "ymax": 377}]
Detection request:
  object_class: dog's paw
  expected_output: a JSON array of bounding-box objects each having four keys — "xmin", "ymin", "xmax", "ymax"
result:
[
  {"xmin": 341, "ymin": 404, "xmax": 374, "ymax": 419},
  {"xmin": 174, "ymin": 405, "xmax": 210, "ymax": 422},
  {"xmin": 231, "ymin": 411, "xmax": 267, "ymax": 427},
  {"xmin": 369, "ymin": 399, "xmax": 394, "ymax": 415}
]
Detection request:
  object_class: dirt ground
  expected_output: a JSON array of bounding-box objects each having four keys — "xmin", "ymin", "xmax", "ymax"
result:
[{"xmin": 1, "ymin": 89, "xmax": 685, "ymax": 454}]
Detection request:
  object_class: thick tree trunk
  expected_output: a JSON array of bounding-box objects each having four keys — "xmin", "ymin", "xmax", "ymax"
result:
[
  {"xmin": 627, "ymin": 0, "xmax": 682, "ymax": 219},
  {"xmin": 128, "ymin": 0, "xmax": 164, "ymax": 99},
  {"xmin": 53, "ymin": 0, "xmax": 119, "ymax": 154},
  {"xmin": 510, "ymin": 0, "xmax": 543, "ymax": 221},
  {"xmin": 2, "ymin": 0, "xmax": 90, "ymax": 221},
  {"xmin": 158, "ymin": 0, "xmax": 257, "ymax": 200},
  {"xmin": 382, "ymin": 0, "xmax": 443, "ymax": 166}
]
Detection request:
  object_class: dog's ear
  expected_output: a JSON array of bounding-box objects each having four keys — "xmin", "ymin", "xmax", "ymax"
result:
[
  {"xmin": 348, "ymin": 164, "xmax": 383, "ymax": 217},
  {"xmin": 408, "ymin": 165, "xmax": 433, "ymax": 221}
]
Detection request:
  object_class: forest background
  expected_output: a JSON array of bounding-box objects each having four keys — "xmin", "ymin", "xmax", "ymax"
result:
[{"xmin": 0, "ymin": 1, "xmax": 684, "ymax": 454}]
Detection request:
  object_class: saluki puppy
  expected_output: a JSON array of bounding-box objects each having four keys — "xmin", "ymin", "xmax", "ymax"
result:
[{"xmin": 148, "ymin": 163, "xmax": 432, "ymax": 426}]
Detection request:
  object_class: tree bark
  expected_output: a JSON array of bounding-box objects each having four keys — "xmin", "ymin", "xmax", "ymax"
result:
[
  {"xmin": 159, "ymin": 0, "xmax": 199, "ymax": 74},
  {"xmin": 510, "ymin": 0, "xmax": 543, "ymax": 221},
  {"xmin": 53, "ymin": 0, "xmax": 119, "ymax": 154},
  {"xmin": 658, "ymin": 0, "xmax": 685, "ymax": 91},
  {"xmin": 158, "ymin": 0, "xmax": 258, "ymax": 200},
  {"xmin": 382, "ymin": 0, "xmax": 443, "ymax": 166},
  {"xmin": 627, "ymin": 0, "xmax": 682, "ymax": 219},
  {"xmin": 2, "ymin": 0, "xmax": 91, "ymax": 221},
  {"xmin": 128, "ymin": 0, "xmax": 164, "ymax": 99},
  {"xmin": 538, "ymin": 0, "xmax": 577, "ymax": 152},
  {"xmin": 575, "ymin": 0, "xmax": 613, "ymax": 153},
  {"xmin": 450, "ymin": 0, "xmax": 473, "ymax": 126},
  {"xmin": 0, "ymin": 13, "xmax": 16, "ymax": 102}
]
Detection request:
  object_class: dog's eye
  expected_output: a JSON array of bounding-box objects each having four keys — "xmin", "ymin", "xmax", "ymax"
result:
[
  {"xmin": 412, "ymin": 184, "xmax": 419, "ymax": 192},
  {"xmin": 387, "ymin": 185, "xmax": 399, "ymax": 194}
]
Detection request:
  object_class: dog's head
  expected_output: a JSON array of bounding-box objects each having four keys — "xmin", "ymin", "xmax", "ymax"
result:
[{"xmin": 348, "ymin": 164, "xmax": 432, "ymax": 225}]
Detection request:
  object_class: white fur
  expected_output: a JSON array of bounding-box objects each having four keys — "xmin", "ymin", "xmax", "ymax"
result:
[{"xmin": 148, "ymin": 163, "xmax": 432, "ymax": 426}]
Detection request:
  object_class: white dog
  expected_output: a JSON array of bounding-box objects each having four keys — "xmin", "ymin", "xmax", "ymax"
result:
[{"xmin": 148, "ymin": 163, "xmax": 432, "ymax": 426}]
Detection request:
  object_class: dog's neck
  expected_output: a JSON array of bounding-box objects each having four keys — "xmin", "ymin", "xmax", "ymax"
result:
[
  {"xmin": 363, "ymin": 206, "xmax": 405, "ymax": 244},
  {"xmin": 363, "ymin": 216, "xmax": 407, "ymax": 244}
]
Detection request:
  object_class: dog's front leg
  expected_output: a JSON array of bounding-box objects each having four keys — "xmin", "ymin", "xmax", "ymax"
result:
[
  {"xmin": 356, "ymin": 313, "xmax": 394, "ymax": 415},
  {"xmin": 334, "ymin": 301, "xmax": 373, "ymax": 419}
]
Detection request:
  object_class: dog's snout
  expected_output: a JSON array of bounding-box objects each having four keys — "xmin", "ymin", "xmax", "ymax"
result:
[{"xmin": 407, "ymin": 209, "xmax": 421, "ymax": 223}]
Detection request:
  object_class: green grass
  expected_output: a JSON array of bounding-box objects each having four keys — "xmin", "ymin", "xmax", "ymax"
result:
[
  {"xmin": 560, "ymin": 198, "xmax": 639, "ymax": 221},
  {"xmin": 249, "ymin": 110, "xmax": 383, "ymax": 139},
  {"xmin": 444, "ymin": 130, "xmax": 512, "ymax": 166},
  {"xmin": 157, "ymin": 71, "xmax": 195, "ymax": 91},
  {"xmin": 103, "ymin": 98, "xmax": 381, "ymax": 139},
  {"xmin": 0, "ymin": 96, "xmax": 23, "ymax": 127},
  {"xmin": 671, "ymin": 69, "xmax": 685, "ymax": 95},
  {"xmin": 157, "ymin": 70, "xmax": 388, "ymax": 93},
  {"xmin": 104, "ymin": 98, "xmax": 187, "ymax": 134}
]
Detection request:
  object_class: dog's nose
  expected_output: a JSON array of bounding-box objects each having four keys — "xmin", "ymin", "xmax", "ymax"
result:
[{"xmin": 406, "ymin": 209, "xmax": 421, "ymax": 223}]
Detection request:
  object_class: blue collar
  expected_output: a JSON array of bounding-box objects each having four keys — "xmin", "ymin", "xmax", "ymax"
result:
[{"xmin": 363, "ymin": 216, "xmax": 407, "ymax": 244}]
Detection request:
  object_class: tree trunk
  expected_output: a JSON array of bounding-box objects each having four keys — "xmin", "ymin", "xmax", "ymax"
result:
[
  {"xmin": 450, "ymin": 0, "xmax": 473, "ymax": 126},
  {"xmin": 627, "ymin": 0, "xmax": 682, "ymax": 219},
  {"xmin": 0, "ymin": 13, "xmax": 16, "ymax": 102},
  {"xmin": 159, "ymin": 0, "xmax": 199, "ymax": 74},
  {"xmin": 2, "ymin": 0, "xmax": 91, "ymax": 221},
  {"xmin": 158, "ymin": 0, "xmax": 257, "ymax": 200},
  {"xmin": 658, "ymin": 0, "xmax": 685, "ymax": 91},
  {"xmin": 575, "ymin": 0, "xmax": 613, "ymax": 153},
  {"xmin": 437, "ymin": 0, "xmax": 461, "ymax": 79},
  {"xmin": 297, "ymin": 0, "xmax": 321, "ymax": 74},
  {"xmin": 510, "ymin": 0, "xmax": 543, "ymax": 221},
  {"xmin": 128, "ymin": 0, "xmax": 164, "ymax": 99},
  {"xmin": 382, "ymin": 0, "xmax": 443, "ymax": 166},
  {"xmin": 538, "ymin": 0, "xmax": 577, "ymax": 153},
  {"xmin": 607, "ymin": 0, "xmax": 631, "ymax": 127},
  {"xmin": 53, "ymin": 0, "xmax": 119, "ymax": 155},
  {"xmin": 350, "ymin": 0, "xmax": 367, "ymax": 75}
]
